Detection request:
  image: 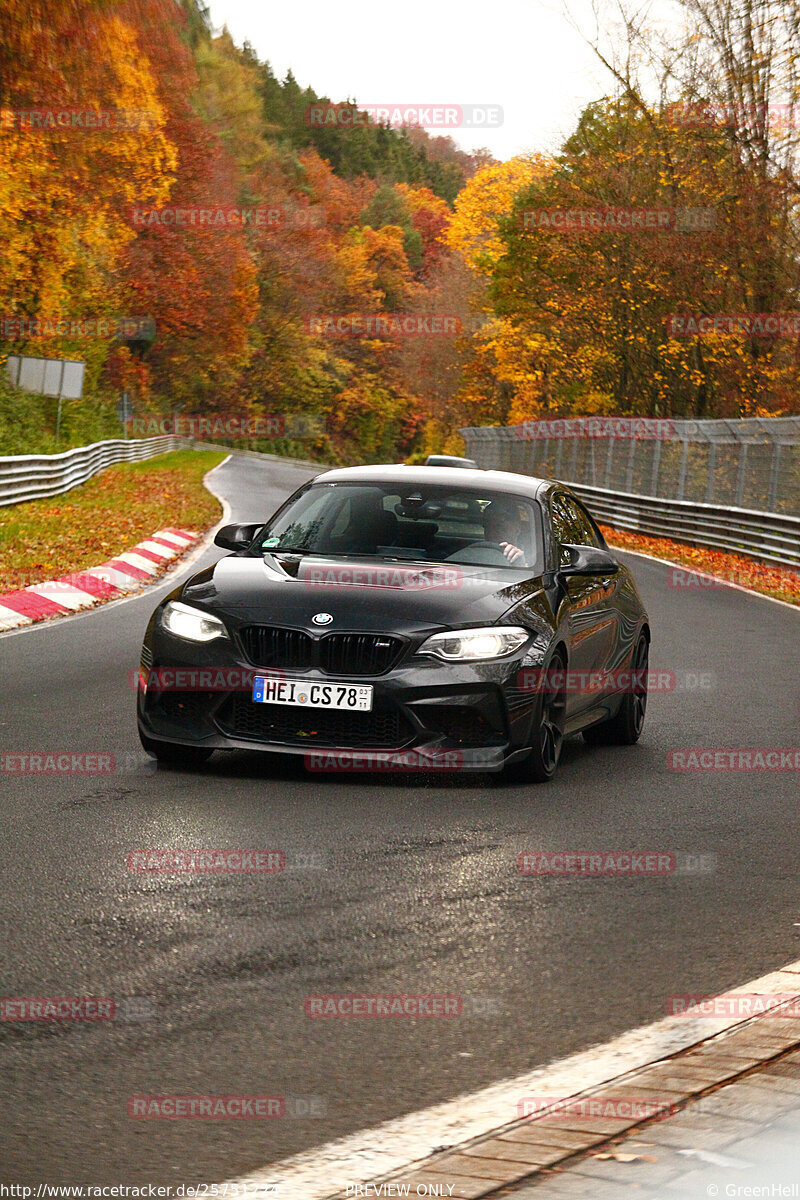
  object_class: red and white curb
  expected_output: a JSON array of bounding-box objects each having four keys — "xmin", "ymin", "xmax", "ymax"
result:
[{"xmin": 0, "ymin": 528, "xmax": 198, "ymax": 632}]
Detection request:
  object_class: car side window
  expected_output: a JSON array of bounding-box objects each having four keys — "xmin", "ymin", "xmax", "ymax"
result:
[
  {"xmin": 550, "ymin": 495, "xmax": 581, "ymax": 566},
  {"xmin": 565, "ymin": 498, "xmax": 605, "ymax": 549}
]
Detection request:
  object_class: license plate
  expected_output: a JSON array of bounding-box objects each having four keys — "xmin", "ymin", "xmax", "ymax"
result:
[{"xmin": 252, "ymin": 677, "xmax": 373, "ymax": 711}]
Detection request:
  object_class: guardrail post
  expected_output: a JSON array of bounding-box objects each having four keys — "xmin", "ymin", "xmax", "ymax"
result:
[
  {"xmin": 555, "ymin": 438, "xmax": 564, "ymax": 478},
  {"xmin": 705, "ymin": 443, "xmax": 716, "ymax": 503},
  {"xmin": 677, "ymin": 439, "xmax": 689, "ymax": 500},
  {"xmin": 735, "ymin": 443, "xmax": 748, "ymax": 507},
  {"xmin": 768, "ymin": 443, "xmax": 781, "ymax": 512}
]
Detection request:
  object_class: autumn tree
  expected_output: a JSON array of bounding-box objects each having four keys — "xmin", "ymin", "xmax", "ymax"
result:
[{"xmin": 0, "ymin": 0, "xmax": 175, "ymax": 387}]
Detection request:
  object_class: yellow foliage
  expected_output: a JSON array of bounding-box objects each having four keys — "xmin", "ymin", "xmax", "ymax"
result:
[
  {"xmin": 0, "ymin": 10, "xmax": 175, "ymax": 343},
  {"xmin": 444, "ymin": 155, "xmax": 554, "ymax": 274}
]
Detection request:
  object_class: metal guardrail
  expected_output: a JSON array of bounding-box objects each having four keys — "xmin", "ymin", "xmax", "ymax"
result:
[
  {"xmin": 3, "ymin": 432, "xmax": 796, "ymax": 567},
  {"xmin": 461, "ymin": 417, "xmax": 800, "ymax": 516},
  {"xmin": 564, "ymin": 482, "xmax": 800, "ymax": 569},
  {"xmin": 0, "ymin": 437, "xmax": 183, "ymax": 507},
  {"xmin": 460, "ymin": 420, "xmax": 800, "ymax": 568}
]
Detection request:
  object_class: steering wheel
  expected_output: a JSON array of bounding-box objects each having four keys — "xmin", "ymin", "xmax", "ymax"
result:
[{"xmin": 445, "ymin": 540, "xmax": 510, "ymax": 565}]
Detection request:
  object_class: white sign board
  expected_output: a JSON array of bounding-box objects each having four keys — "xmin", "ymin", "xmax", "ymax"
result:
[{"xmin": 5, "ymin": 355, "xmax": 85, "ymax": 399}]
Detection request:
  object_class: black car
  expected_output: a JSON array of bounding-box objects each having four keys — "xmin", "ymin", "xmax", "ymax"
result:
[{"xmin": 137, "ymin": 465, "xmax": 650, "ymax": 782}]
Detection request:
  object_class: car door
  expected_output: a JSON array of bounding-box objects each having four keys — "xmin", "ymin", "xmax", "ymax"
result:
[{"xmin": 551, "ymin": 493, "xmax": 619, "ymax": 715}]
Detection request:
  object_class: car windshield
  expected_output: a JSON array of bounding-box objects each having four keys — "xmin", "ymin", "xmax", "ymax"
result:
[{"xmin": 253, "ymin": 483, "xmax": 543, "ymax": 571}]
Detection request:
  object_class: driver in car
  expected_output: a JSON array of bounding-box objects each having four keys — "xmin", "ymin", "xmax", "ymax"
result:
[{"xmin": 482, "ymin": 500, "xmax": 529, "ymax": 565}]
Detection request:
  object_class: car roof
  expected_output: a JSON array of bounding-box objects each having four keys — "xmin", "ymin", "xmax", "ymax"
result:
[{"xmin": 310, "ymin": 464, "xmax": 556, "ymax": 500}]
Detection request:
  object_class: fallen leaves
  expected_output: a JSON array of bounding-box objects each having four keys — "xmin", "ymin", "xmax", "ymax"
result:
[
  {"xmin": 0, "ymin": 450, "xmax": 225, "ymax": 591},
  {"xmin": 600, "ymin": 525, "xmax": 800, "ymax": 606}
]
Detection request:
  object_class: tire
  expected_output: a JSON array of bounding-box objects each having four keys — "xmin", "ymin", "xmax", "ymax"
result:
[
  {"xmin": 583, "ymin": 633, "xmax": 649, "ymax": 746},
  {"xmin": 507, "ymin": 649, "xmax": 568, "ymax": 783},
  {"xmin": 139, "ymin": 733, "xmax": 214, "ymax": 768}
]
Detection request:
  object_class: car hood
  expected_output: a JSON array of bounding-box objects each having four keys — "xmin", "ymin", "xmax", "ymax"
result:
[{"xmin": 180, "ymin": 553, "xmax": 544, "ymax": 634}]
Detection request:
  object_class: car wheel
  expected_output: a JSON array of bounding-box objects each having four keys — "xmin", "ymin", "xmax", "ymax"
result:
[
  {"xmin": 583, "ymin": 633, "xmax": 649, "ymax": 746},
  {"xmin": 507, "ymin": 649, "xmax": 568, "ymax": 783},
  {"xmin": 140, "ymin": 733, "xmax": 214, "ymax": 768}
]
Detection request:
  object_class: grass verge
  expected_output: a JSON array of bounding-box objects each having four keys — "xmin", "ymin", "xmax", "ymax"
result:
[
  {"xmin": 601, "ymin": 524, "xmax": 800, "ymax": 607},
  {"xmin": 0, "ymin": 450, "xmax": 225, "ymax": 591}
]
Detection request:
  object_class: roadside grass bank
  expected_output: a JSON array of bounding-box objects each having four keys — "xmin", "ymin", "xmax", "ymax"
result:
[
  {"xmin": 0, "ymin": 375, "xmax": 124, "ymax": 455},
  {"xmin": 601, "ymin": 524, "xmax": 800, "ymax": 606},
  {"xmin": 0, "ymin": 450, "xmax": 225, "ymax": 591}
]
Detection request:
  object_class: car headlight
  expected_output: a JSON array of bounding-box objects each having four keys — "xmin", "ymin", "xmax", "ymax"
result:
[
  {"xmin": 161, "ymin": 601, "xmax": 227, "ymax": 643},
  {"xmin": 418, "ymin": 626, "xmax": 530, "ymax": 662}
]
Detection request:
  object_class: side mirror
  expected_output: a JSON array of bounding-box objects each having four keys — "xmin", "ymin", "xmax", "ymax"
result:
[
  {"xmin": 559, "ymin": 544, "xmax": 620, "ymax": 576},
  {"xmin": 214, "ymin": 523, "xmax": 262, "ymax": 552}
]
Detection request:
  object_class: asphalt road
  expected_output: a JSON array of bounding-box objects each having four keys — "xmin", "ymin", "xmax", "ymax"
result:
[{"xmin": 1, "ymin": 454, "xmax": 798, "ymax": 1186}]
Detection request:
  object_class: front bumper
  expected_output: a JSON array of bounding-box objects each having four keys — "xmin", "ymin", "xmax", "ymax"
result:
[{"xmin": 137, "ymin": 621, "xmax": 547, "ymax": 771}]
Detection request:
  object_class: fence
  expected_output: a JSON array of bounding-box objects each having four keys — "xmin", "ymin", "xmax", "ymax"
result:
[
  {"xmin": 561, "ymin": 483, "xmax": 800, "ymax": 568},
  {"xmin": 459, "ymin": 417, "xmax": 800, "ymax": 567},
  {"xmin": 459, "ymin": 417, "xmax": 800, "ymax": 516},
  {"xmin": 0, "ymin": 436, "xmax": 183, "ymax": 507}
]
